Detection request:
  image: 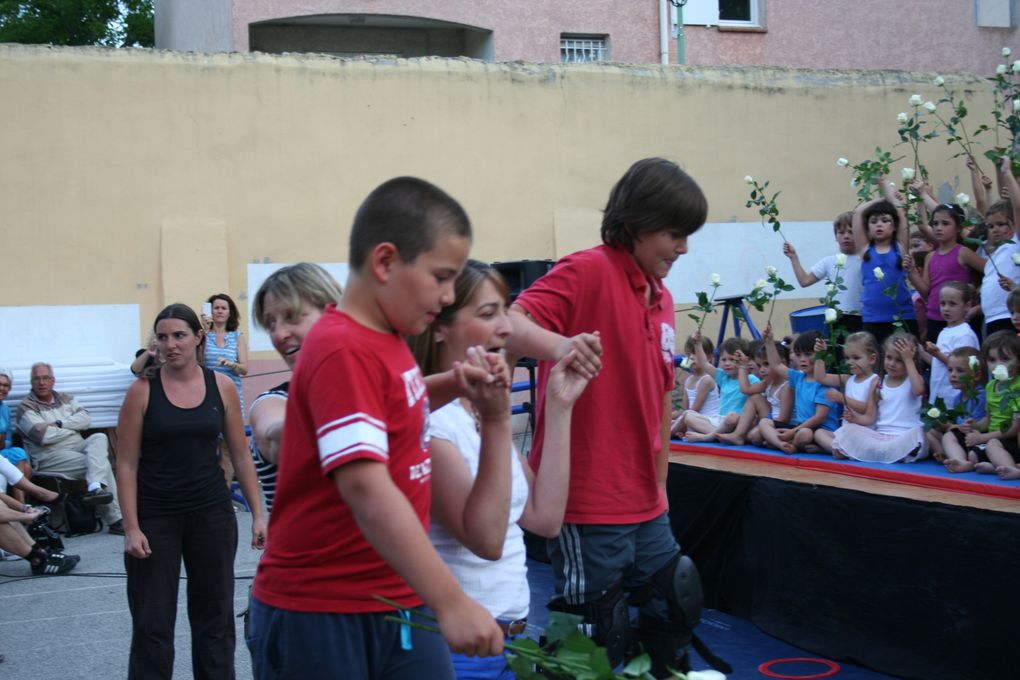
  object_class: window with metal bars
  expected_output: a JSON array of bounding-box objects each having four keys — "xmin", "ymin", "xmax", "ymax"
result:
[{"xmin": 560, "ymin": 35, "xmax": 608, "ymax": 63}]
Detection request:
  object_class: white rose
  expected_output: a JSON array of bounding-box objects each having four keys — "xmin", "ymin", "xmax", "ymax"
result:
[
  {"xmin": 993, "ymin": 364, "xmax": 1010, "ymax": 382},
  {"xmin": 744, "ymin": 175, "xmax": 754, "ymax": 185},
  {"xmin": 897, "ymin": 112, "xmax": 909, "ymax": 124},
  {"xmin": 926, "ymin": 407, "xmax": 941, "ymax": 419},
  {"xmin": 956, "ymin": 192, "xmax": 970, "ymax": 206},
  {"xmin": 1013, "ymin": 60, "xmax": 1020, "ymax": 73},
  {"xmin": 901, "ymin": 167, "xmax": 915, "ymax": 181},
  {"xmin": 1004, "ymin": 47, "xmax": 1013, "ymax": 58},
  {"xmin": 824, "ymin": 308, "xmax": 838, "ymax": 323},
  {"xmin": 934, "ymin": 75, "xmax": 944, "ymax": 86},
  {"xmin": 835, "ymin": 253, "xmax": 847, "ymax": 267},
  {"xmin": 766, "ymin": 265, "xmax": 778, "ymax": 277},
  {"xmin": 1010, "ymin": 252, "xmax": 1020, "ymax": 266},
  {"xmin": 909, "ymin": 94, "xmax": 923, "ymax": 106},
  {"xmin": 680, "ymin": 356, "xmax": 693, "ymax": 370},
  {"xmin": 836, "ymin": 157, "xmax": 849, "ymax": 167},
  {"xmin": 997, "ymin": 64, "xmax": 1008, "ymax": 75},
  {"xmin": 969, "ymin": 355, "xmax": 980, "ymax": 370},
  {"xmin": 873, "ymin": 267, "xmax": 885, "ymax": 281},
  {"xmin": 1014, "ymin": 99, "xmax": 1020, "ymax": 112},
  {"xmin": 923, "ymin": 101, "xmax": 937, "ymax": 113},
  {"xmin": 710, "ymin": 273, "xmax": 721, "ymax": 286},
  {"xmin": 755, "ymin": 278, "xmax": 768, "ymax": 290}
]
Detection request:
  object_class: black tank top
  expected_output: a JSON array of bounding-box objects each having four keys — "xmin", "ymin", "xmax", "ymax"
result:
[{"xmin": 138, "ymin": 367, "xmax": 231, "ymax": 516}]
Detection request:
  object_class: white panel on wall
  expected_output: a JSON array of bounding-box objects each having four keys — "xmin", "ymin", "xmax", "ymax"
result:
[
  {"xmin": 681, "ymin": 0, "xmax": 719, "ymax": 26},
  {"xmin": 663, "ymin": 219, "xmax": 836, "ymax": 309},
  {"xmin": 247, "ymin": 263, "xmax": 349, "ymax": 352},
  {"xmin": 0, "ymin": 304, "xmax": 140, "ymax": 427}
]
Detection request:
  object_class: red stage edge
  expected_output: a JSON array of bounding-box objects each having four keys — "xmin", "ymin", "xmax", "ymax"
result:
[{"xmin": 670, "ymin": 441, "xmax": 1020, "ymax": 502}]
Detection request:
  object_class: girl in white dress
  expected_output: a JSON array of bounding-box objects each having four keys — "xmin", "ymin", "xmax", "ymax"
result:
[
  {"xmin": 831, "ymin": 333, "xmax": 928, "ymax": 463},
  {"xmin": 812, "ymin": 332, "xmax": 881, "ymax": 455}
]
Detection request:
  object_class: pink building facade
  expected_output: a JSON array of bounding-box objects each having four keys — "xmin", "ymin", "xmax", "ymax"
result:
[{"xmin": 155, "ymin": 0, "xmax": 1018, "ymax": 75}]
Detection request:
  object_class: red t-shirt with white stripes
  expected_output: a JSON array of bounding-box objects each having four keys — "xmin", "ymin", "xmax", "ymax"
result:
[{"xmin": 253, "ymin": 306, "xmax": 431, "ymax": 612}]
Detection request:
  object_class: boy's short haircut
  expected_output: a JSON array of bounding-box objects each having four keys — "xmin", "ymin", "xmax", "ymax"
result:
[
  {"xmin": 348, "ymin": 176, "xmax": 472, "ymax": 272},
  {"xmin": 948, "ymin": 346, "xmax": 984, "ymax": 381},
  {"xmin": 601, "ymin": 157, "xmax": 708, "ymax": 252},
  {"xmin": 684, "ymin": 334, "xmax": 714, "ymax": 357},
  {"xmin": 1007, "ymin": 287, "xmax": 1020, "ymax": 313},
  {"xmin": 719, "ymin": 337, "xmax": 748, "ymax": 356},
  {"xmin": 833, "ymin": 211, "xmax": 853, "ymax": 233},
  {"xmin": 252, "ymin": 263, "xmax": 344, "ymax": 331},
  {"xmin": 941, "ymin": 281, "xmax": 975, "ymax": 305},
  {"xmin": 986, "ymin": 199, "xmax": 1013, "ymax": 222},
  {"xmin": 792, "ymin": 330, "xmax": 821, "ymax": 355}
]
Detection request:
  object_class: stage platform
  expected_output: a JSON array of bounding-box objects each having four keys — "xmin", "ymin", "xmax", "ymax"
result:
[{"xmin": 666, "ymin": 440, "xmax": 1020, "ymax": 680}]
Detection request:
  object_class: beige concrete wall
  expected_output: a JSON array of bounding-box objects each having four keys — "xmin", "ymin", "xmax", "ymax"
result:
[{"xmin": 0, "ymin": 45, "xmax": 995, "ymax": 356}]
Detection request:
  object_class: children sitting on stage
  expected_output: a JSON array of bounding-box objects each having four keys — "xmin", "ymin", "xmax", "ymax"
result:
[
  {"xmin": 716, "ymin": 341, "xmax": 792, "ymax": 446},
  {"xmin": 831, "ymin": 333, "xmax": 927, "ymax": 463},
  {"xmin": 811, "ymin": 332, "xmax": 880, "ymax": 455},
  {"xmin": 942, "ymin": 332, "xmax": 1020, "ymax": 478},
  {"xmin": 931, "ymin": 347, "xmax": 986, "ymax": 465},
  {"xmin": 670, "ymin": 334, "xmax": 719, "ymax": 437},
  {"xmin": 758, "ymin": 325, "xmax": 841, "ymax": 454},
  {"xmin": 683, "ymin": 332, "xmax": 759, "ymax": 442}
]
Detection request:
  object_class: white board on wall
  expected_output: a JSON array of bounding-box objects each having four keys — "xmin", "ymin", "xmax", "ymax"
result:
[
  {"xmin": 0, "ymin": 304, "xmax": 140, "ymax": 367},
  {"xmin": 247, "ymin": 263, "xmax": 349, "ymax": 352},
  {"xmin": 663, "ymin": 220, "xmax": 837, "ymax": 305},
  {"xmin": 0, "ymin": 304, "xmax": 141, "ymax": 427}
]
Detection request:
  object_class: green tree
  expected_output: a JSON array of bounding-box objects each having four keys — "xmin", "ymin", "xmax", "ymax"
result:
[{"xmin": 0, "ymin": 0, "xmax": 153, "ymax": 47}]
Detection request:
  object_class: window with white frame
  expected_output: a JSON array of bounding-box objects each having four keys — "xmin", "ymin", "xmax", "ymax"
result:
[
  {"xmin": 560, "ymin": 35, "xmax": 608, "ymax": 63},
  {"xmin": 681, "ymin": 0, "xmax": 765, "ymax": 28}
]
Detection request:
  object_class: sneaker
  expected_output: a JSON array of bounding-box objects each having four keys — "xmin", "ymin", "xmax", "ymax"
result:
[
  {"xmin": 0, "ymin": 549, "xmax": 19, "ymax": 561},
  {"xmin": 81, "ymin": 488, "xmax": 113, "ymax": 507},
  {"xmin": 31, "ymin": 551, "xmax": 80, "ymax": 576},
  {"xmin": 108, "ymin": 519, "xmax": 125, "ymax": 536}
]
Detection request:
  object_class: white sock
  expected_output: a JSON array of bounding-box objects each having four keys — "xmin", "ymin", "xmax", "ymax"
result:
[{"xmin": 87, "ymin": 482, "xmax": 101, "ymax": 493}]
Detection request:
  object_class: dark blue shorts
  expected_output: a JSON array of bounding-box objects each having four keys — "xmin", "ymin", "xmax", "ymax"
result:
[{"xmin": 246, "ymin": 597, "xmax": 455, "ymax": 680}]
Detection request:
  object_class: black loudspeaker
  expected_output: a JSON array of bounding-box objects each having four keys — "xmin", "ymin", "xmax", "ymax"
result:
[{"xmin": 491, "ymin": 259, "xmax": 555, "ymax": 300}]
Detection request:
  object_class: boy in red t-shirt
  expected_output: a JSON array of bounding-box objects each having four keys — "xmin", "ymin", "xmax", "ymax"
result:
[
  {"xmin": 506, "ymin": 158, "xmax": 709, "ymax": 677},
  {"xmin": 248, "ymin": 177, "xmax": 503, "ymax": 679}
]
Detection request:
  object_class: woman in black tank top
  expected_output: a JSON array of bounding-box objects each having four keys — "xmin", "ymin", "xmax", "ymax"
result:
[{"xmin": 116, "ymin": 304, "xmax": 266, "ymax": 680}]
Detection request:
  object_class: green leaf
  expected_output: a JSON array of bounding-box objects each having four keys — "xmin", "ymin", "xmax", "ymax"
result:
[
  {"xmin": 544, "ymin": 612, "xmax": 584, "ymax": 644},
  {"xmin": 622, "ymin": 654, "xmax": 652, "ymax": 677}
]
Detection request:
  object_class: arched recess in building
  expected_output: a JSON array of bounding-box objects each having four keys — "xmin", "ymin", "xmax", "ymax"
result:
[{"xmin": 249, "ymin": 13, "xmax": 494, "ymax": 60}]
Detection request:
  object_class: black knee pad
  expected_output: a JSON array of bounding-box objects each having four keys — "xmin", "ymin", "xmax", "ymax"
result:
[
  {"xmin": 548, "ymin": 582, "xmax": 630, "ymax": 666},
  {"xmin": 650, "ymin": 553, "xmax": 703, "ymax": 635}
]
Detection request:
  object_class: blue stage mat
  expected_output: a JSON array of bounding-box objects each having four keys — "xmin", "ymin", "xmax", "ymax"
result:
[{"xmin": 525, "ymin": 558, "xmax": 900, "ymax": 679}]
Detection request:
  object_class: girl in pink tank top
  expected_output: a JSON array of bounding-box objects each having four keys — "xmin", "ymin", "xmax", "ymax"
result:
[{"xmin": 907, "ymin": 203, "xmax": 984, "ymax": 341}]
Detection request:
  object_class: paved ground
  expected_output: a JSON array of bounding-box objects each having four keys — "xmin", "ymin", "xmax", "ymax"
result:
[{"xmin": 0, "ymin": 510, "xmax": 262, "ymax": 679}]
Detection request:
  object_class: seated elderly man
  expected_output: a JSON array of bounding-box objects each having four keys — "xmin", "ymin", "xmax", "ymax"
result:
[{"xmin": 15, "ymin": 362, "xmax": 124, "ymax": 535}]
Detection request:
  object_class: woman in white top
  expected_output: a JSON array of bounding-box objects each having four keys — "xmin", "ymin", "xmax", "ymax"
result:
[{"xmin": 409, "ymin": 260, "xmax": 589, "ymax": 680}]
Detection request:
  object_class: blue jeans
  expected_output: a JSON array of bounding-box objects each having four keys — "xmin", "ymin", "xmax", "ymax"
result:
[{"xmin": 451, "ymin": 641, "xmax": 515, "ymax": 680}]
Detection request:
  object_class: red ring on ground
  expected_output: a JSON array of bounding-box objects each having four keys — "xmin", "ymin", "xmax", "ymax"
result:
[{"xmin": 758, "ymin": 657, "xmax": 841, "ymax": 679}]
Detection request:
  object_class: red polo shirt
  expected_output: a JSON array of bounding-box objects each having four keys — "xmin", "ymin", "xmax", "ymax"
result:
[{"xmin": 516, "ymin": 245, "xmax": 675, "ymax": 524}]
